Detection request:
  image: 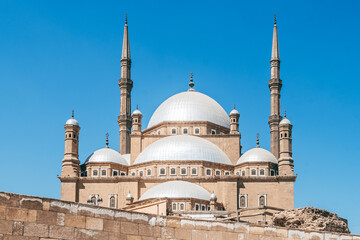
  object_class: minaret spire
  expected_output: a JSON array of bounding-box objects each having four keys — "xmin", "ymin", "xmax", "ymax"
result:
[
  {"xmin": 268, "ymin": 15, "xmax": 283, "ymax": 159},
  {"xmin": 118, "ymin": 14, "xmax": 133, "ymax": 154},
  {"xmin": 256, "ymin": 133, "xmax": 260, "ymax": 148}
]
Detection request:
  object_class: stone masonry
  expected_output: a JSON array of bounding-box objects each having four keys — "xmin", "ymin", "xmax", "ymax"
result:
[{"xmin": 0, "ymin": 191, "xmax": 359, "ymax": 240}]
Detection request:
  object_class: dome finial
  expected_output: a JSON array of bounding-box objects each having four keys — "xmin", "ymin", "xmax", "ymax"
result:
[
  {"xmin": 274, "ymin": 14, "xmax": 277, "ymax": 25},
  {"xmin": 72, "ymin": 110, "xmax": 74, "ymax": 119},
  {"xmin": 256, "ymin": 133, "xmax": 260, "ymax": 148},
  {"xmin": 188, "ymin": 72, "xmax": 195, "ymax": 90},
  {"xmin": 105, "ymin": 132, "xmax": 109, "ymax": 148},
  {"xmin": 234, "ymin": 104, "xmax": 236, "ymax": 109},
  {"xmin": 284, "ymin": 110, "xmax": 287, "ymax": 118},
  {"xmin": 136, "ymin": 104, "xmax": 138, "ymax": 110},
  {"xmin": 125, "ymin": 14, "xmax": 128, "ymax": 25}
]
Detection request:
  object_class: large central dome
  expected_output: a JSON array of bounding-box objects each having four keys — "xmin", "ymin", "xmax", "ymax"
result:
[{"xmin": 147, "ymin": 91, "xmax": 230, "ymax": 129}]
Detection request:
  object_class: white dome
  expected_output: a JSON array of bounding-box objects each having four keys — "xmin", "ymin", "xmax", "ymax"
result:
[
  {"xmin": 132, "ymin": 109, "xmax": 142, "ymax": 115},
  {"xmin": 147, "ymin": 91, "xmax": 230, "ymax": 129},
  {"xmin": 280, "ymin": 118, "xmax": 291, "ymax": 125},
  {"xmin": 85, "ymin": 148, "xmax": 129, "ymax": 165},
  {"xmin": 237, "ymin": 147, "xmax": 278, "ymax": 165},
  {"xmin": 230, "ymin": 109, "xmax": 239, "ymax": 115},
  {"xmin": 65, "ymin": 118, "xmax": 79, "ymax": 126},
  {"xmin": 139, "ymin": 181, "xmax": 211, "ymax": 201},
  {"xmin": 134, "ymin": 135, "xmax": 232, "ymax": 165}
]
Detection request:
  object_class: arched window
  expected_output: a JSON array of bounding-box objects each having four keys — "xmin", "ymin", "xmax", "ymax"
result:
[
  {"xmin": 240, "ymin": 196, "xmax": 246, "ymax": 208},
  {"xmin": 171, "ymin": 128, "xmax": 177, "ymax": 135},
  {"xmin": 194, "ymin": 128, "xmax": 200, "ymax": 135},
  {"xmin": 195, "ymin": 203, "xmax": 200, "ymax": 211},
  {"xmin": 69, "ymin": 133, "xmax": 72, "ymax": 138},
  {"xmin": 147, "ymin": 169, "xmax": 152, "ymax": 176},
  {"xmin": 92, "ymin": 170, "xmax": 98, "ymax": 176},
  {"xmin": 285, "ymin": 133, "xmax": 287, "ymax": 137},
  {"xmin": 113, "ymin": 170, "xmax": 118, "ymax": 176},
  {"xmin": 157, "ymin": 130, "xmax": 161, "ymax": 135},
  {"xmin": 109, "ymin": 196, "xmax": 115, "ymax": 208},
  {"xmin": 206, "ymin": 169, "xmax": 212, "ymax": 176},
  {"xmin": 139, "ymin": 171, "xmax": 144, "ymax": 177},
  {"xmin": 241, "ymin": 170, "xmax": 246, "ymax": 176},
  {"xmin": 259, "ymin": 195, "xmax": 266, "ymax": 207},
  {"xmin": 259, "ymin": 169, "xmax": 265, "ymax": 176},
  {"xmin": 120, "ymin": 172, "xmax": 126, "ymax": 176},
  {"xmin": 179, "ymin": 203, "xmax": 185, "ymax": 211},
  {"xmin": 172, "ymin": 203, "xmax": 177, "ymax": 211},
  {"xmin": 91, "ymin": 196, "xmax": 96, "ymax": 205},
  {"xmin": 159, "ymin": 168, "xmax": 166, "ymax": 175},
  {"xmin": 251, "ymin": 169, "xmax": 257, "ymax": 176},
  {"xmin": 191, "ymin": 167, "xmax": 197, "ymax": 175},
  {"xmin": 170, "ymin": 167, "xmax": 176, "ymax": 175},
  {"xmin": 215, "ymin": 170, "xmax": 221, "ymax": 176},
  {"xmin": 201, "ymin": 205, "xmax": 206, "ymax": 211},
  {"xmin": 183, "ymin": 128, "xmax": 188, "ymax": 134},
  {"xmin": 180, "ymin": 168, "xmax": 187, "ymax": 175}
]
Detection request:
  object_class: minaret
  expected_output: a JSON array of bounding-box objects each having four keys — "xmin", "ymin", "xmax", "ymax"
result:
[
  {"xmin": 132, "ymin": 105, "xmax": 143, "ymax": 134},
  {"xmin": 229, "ymin": 105, "xmax": 240, "ymax": 134},
  {"xmin": 278, "ymin": 111, "xmax": 294, "ymax": 175},
  {"xmin": 118, "ymin": 14, "xmax": 133, "ymax": 154},
  {"xmin": 61, "ymin": 111, "xmax": 80, "ymax": 177},
  {"xmin": 268, "ymin": 15, "xmax": 282, "ymax": 159}
]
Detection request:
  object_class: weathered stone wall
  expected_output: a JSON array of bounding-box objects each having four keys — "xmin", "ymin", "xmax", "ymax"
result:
[{"xmin": 0, "ymin": 191, "xmax": 359, "ymax": 240}]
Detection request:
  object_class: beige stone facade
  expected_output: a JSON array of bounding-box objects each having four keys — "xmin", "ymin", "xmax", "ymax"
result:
[{"xmin": 59, "ymin": 16, "xmax": 296, "ymax": 224}]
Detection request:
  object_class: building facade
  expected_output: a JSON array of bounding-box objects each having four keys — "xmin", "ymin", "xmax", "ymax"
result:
[{"xmin": 59, "ymin": 16, "xmax": 296, "ymax": 223}]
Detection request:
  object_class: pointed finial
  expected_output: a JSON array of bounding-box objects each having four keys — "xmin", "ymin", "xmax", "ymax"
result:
[
  {"xmin": 105, "ymin": 132, "xmax": 109, "ymax": 148},
  {"xmin": 189, "ymin": 72, "xmax": 195, "ymax": 90},
  {"xmin": 234, "ymin": 104, "xmax": 236, "ymax": 109},
  {"xmin": 125, "ymin": 14, "xmax": 128, "ymax": 25},
  {"xmin": 136, "ymin": 104, "xmax": 138, "ymax": 110},
  {"xmin": 274, "ymin": 14, "xmax": 277, "ymax": 25},
  {"xmin": 72, "ymin": 110, "xmax": 74, "ymax": 119},
  {"xmin": 256, "ymin": 133, "xmax": 260, "ymax": 148},
  {"xmin": 284, "ymin": 110, "xmax": 287, "ymax": 118}
]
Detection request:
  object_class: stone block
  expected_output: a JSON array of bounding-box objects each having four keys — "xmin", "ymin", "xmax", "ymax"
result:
[
  {"xmin": 108, "ymin": 232, "xmax": 127, "ymax": 240},
  {"xmin": 56, "ymin": 213, "xmax": 65, "ymax": 226},
  {"xmin": 180, "ymin": 219, "xmax": 196, "ymax": 229},
  {"xmin": 264, "ymin": 226, "xmax": 277, "ymax": 236},
  {"xmin": 6, "ymin": 208, "xmax": 28, "ymax": 222},
  {"xmin": 20, "ymin": 197, "xmax": 43, "ymax": 210},
  {"xmin": 36, "ymin": 210, "xmax": 57, "ymax": 225},
  {"xmin": 0, "ymin": 206, "xmax": 6, "ymax": 219},
  {"xmin": 23, "ymin": 222, "xmax": 48, "ymax": 237},
  {"xmin": 94, "ymin": 208, "xmax": 115, "ymax": 220},
  {"xmin": 131, "ymin": 213, "xmax": 149, "ymax": 224},
  {"xmin": 75, "ymin": 228, "xmax": 95, "ymax": 240},
  {"xmin": 77, "ymin": 205, "xmax": 96, "ymax": 217},
  {"xmin": 114, "ymin": 211, "xmax": 132, "ymax": 222},
  {"xmin": 161, "ymin": 227, "xmax": 175, "ymax": 239},
  {"xmin": 127, "ymin": 235, "xmax": 141, "ymax": 240},
  {"xmin": 0, "ymin": 193, "xmax": 19, "ymax": 207},
  {"xmin": 121, "ymin": 221, "xmax": 138, "ymax": 235},
  {"xmin": 4, "ymin": 237, "xmax": 37, "ymax": 240},
  {"xmin": 42, "ymin": 200, "xmax": 50, "ymax": 211},
  {"xmin": 310, "ymin": 232, "xmax": 324, "ymax": 240},
  {"xmin": 276, "ymin": 228, "xmax": 288, "ymax": 237},
  {"xmin": 65, "ymin": 214, "xmax": 86, "ymax": 229},
  {"xmin": 139, "ymin": 224, "xmax": 153, "ymax": 236},
  {"xmin": 234, "ymin": 223, "xmax": 249, "ymax": 233},
  {"xmin": 211, "ymin": 222, "xmax": 232, "ymax": 232},
  {"xmin": 249, "ymin": 226, "xmax": 265, "ymax": 235},
  {"xmin": 86, "ymin": 217, "xmax": 103, "ymax": 231},
  {"xmin": 289, "ymin": 229, "xmax": 306, "ymax": 239},
  {"xmin": 140, "ymin": 237, "xmax": 156, "ymax": 240},
  {"xmin": 49, "ymin": 225, "xmax": 74, "ymax": 240},
  {"xmin": 222, "ymin": 231, "xmax": 238, "ymax": 239},
  {"xmin": 103, "ymin": 219, "xmax": 121, "ymax": 233},
  {"xmin": 175, "ymin": 228, "xmax": 192, "ymax": 240},
  {"xmin": 12, "ymin": 222, "xmax": 23, "ymax": 235},
  {"xmin": 0, "ymin": 219, "xmax": 13, "ymax": 234},
  {"xmin": 192, "ymin": 230, "xmax": 222, "ymax": 240},
  {"xmin": 92, "ymin": 230, "xmax": 109, "ymax": 240},
  {"xmin": 194, "ymin": 221, "xmax": 211, "ymax": 231},
  {"xmin": 153, "ymin": 226, "xmax": 161, "ymax": 237},
  {"xmin": 49, "ymin": 200, "xmax": 72, "ymax": 214}
]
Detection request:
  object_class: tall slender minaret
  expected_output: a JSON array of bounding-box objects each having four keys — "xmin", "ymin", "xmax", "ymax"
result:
[
  {"xmin": 268, "ymin": 15, "xmax": 282, "ymax": 159},
  {"xmin": 118, "ymin": 15, "xmax": 133, "ymax": 154}
]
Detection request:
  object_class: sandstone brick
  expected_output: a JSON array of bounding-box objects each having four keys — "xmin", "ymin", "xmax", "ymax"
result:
[
  {"xmin": 6, "ymin": 208, "xmax": 28, "ymax": 222},
  {"xmin": 12, "ymin": 222, "xmax": 23, "ymax": 235},
  {"xmin": 161, "ymin": 227, "xmax": 175, "ymax": 239},
  {"xmin": 153, "ymin": 226, "xmax": 161, "ymax": 237},
  {"xmin": 86, "ymin": 217, "xmax": 103, "ymax": 231},
  {"xmin": 0, "ymin": 219, "xmax": 13, "ymax": 234},
  {"xmin": 121, "ymin": 221, "xmax": 138, "ymax": 235},
  {"xmin": 27, "ymin": 210, "xmax": 37, "ymax": 223},
  {"xmin": 103, "ymin": 219, "xmax": 121, "ymax": 233},
  {"xmin": 175, "ymin": 228, "xmax": 192, "ymax": 240},
  {"xmin": 222, "ymin": 231, "xmax": 238, "ymax": 239},
  {"xmin": 211, "ymin": 222, "xmax": 231, "ymax": 232},
  {"xmin": 56, "ymin": 213, "xmax": 65, "ymax": 226},
  {"xmin": 36, "ymin": 211, "xmax": 57, "ymax": 225},
  {"xmin": 139, "ymin": 224, "xmax": 153, "ymax": 236},
  {"xmin": 49, "ymin": 225, "xmax": 74, "ymax": 240},
  {"xmin": 4, "ymin": 237, "xmax": 37, "ymax": 240},
  {"xmin": 65, "ymin": 214, "xmax": 85, "ymax": 228},
  {"xmin": 42, "ymin": 200, "xmax": 50, "ymax": 211},
  {"xmin": 131, "ymin": 213, "xmax": 149, "ymax": 224},
  {"xmin": 75, "ymin": 228, "xmax": 95, "ymax": 240},
  {"xmin": 309, "ymin": 232, "xmax": 324, "ymax": 240},
  {"xmin": 0, "ymin": 206, "xmax": 6, "ymax": 219},
  {"xmin": 249, "ymin": 226, "xmax": 265, "ymax": 235},
  {"xmin": 127, "ymin": 235, "xmax": 141, "ymax": 240},
  {"xmin": 92, "ymin": 230, "xmax": 109, "ymax": 240},
  {"xmin": 108, "ymin": 232, "xmax": 127, "ymax": 240},
  {"xmin": 276, "ymin": 228, "xmax": 288, "ymax": 237},
  {"xmin": 264, "ymin": 226, "xmax": 277, "ymax": 236},
  {"xmin": 23, "ymin": 222, "xmax": 48, "ymax": 237},
  {"xmin": 20, "ymin": 198, "xmax": 43, "ymax": 210},
  {"xmin": 141, "ymin": 237, "xmax": 156, "ymax": 240},
  {"xmin": 94, "ymin": 208, "xmax": 115, "ymax": 220},
  {"xmin": 0, "ymin": 193, "xmax": 20, "ymax": 207},
  {"xmin": 234, "ymin": 223, "xmax": 249, "ymax": 233}
]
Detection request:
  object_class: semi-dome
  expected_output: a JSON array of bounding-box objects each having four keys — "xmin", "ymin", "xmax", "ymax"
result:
[
  {"xmin": 85, "ymin": 148, "xmax": 129, "ymax": 165},
  {"xmin": 139, "ymin": 181, "xmax": 211, "ymax": 201},
  {"xmin": 147, "ymin": 91, "xmax": 230, "ymax": 129},
  {"xmin": 237, "ymin": 147, "xmax": 278, "ymax": 165},
  {"xmin": 134, "ymin": 135, "xmax": 232, "ymax": 165},
  {"xmin": 65, "ymin": 118, "xmax": 79, "ymax": 126}
]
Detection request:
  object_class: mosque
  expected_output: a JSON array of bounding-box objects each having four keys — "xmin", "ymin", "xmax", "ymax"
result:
[{"xmin": 59, "ymin": 16, "xmax": 296, "ymax": 223}]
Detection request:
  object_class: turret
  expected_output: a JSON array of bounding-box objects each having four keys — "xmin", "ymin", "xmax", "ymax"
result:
[
  {"xmin": 118, "ymin": 14, "xmax": 133, "ymax": 154},
  {"xmin": 61, "ymin": 110, "xmax": 80, "ymax": 177},
  {"xmin": 268, "ymin": 15, "xmax": 282, "ymax": 159},
  {"xmin": 278, "ymin": 111, "xmax": 294, "ymax": 175},
  {"xmin": 131, "ymin": 105, "xmax": 142, "ymax": 134},
  {"xmin": 210, "ymin": 192, "xmax": 217, "ymax": 211},
  {"xmin": 126, "ymin": 192, "xmax": 134, "ymax": 205},
  {"xmin": 229, "ymin": 105, "xmax": 240, "ymax": 134}
]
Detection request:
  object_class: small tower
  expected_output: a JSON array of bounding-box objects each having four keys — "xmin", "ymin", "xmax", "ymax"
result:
[
  {"xmin": 132, "ymin": 105, "xmax": 143, "ymax": 134},
  {"xmin": 118, "ymin": 14, "xmax": 133, "ymax": 154},
  {"xmin": 278, "ymin": 111, "xmax": 294, "ymax": 175},
  {"xmin": 126, "ymin": 192, "xmax": 134, "ymax": 205},
  {"xmin": 210, "ymin": 192, "xmax": 217, "ymax": 211},
  {"xmin": 229, "ymin": 105, "xmax": 240, "ymax": 134},
  {"xmin": 61, "ymin": 110, "xmax": 80, "ymax": 177}
]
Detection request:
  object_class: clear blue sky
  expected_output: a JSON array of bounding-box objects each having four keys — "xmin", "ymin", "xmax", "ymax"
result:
[{"xmin": 1, "ymin": 0, "xmax": 359, "ymax": 233}]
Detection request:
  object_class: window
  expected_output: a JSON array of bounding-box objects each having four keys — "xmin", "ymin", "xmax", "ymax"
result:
[
  {"xmin": 159, "ymin": 168, "xmax": 166, "ymax": 176},
  {"xmin": 224, "ymin": 171, "xmax": 230, "ymax": 175},
  {"xmin": 182, "ymin": 128, "xmax": 188, "ymax": 134},
  {"xmin": 139, "ymin": 171, "xmax": 144, "ymax": 177},
  {"xmin": 131, "ymin": 172, "xmax": 136, "ymax": 176},
  {"xmin": 194, "ymin": 127, "xmax": 200, "ymax": 135},
  {"xmin": 195, "ymin": 203, "xmax": 200, "ymax": 211},
  {"xmin": 81, "ymin": 171, "xmax": 87, "ymax": 177},
  {"xmin": 191, "ymin": 167, "xmax": 197, "ymax": 175},
  {"xmin": 157, "ymin": 130, "xmax": 161, "ymax": 135},
  {"xmin": 101, "ymin": 169, "xmax": 107, "ymax": 177},
  {"xmin": 235, "ymin": 171, "xmax": 240, "ymax": 175},
  {"xmin": 92, "ymin": 169, "xmax": 98, "ymax": 177},
  {"xmin": 171, "ymin": 128, "xmax": 177, "ymax": 135},
  {"xmin": 215, "ymin": 170, "xmax": 221, "ymax": 176},
  {"xmin": 170, "ymin": 167, "xmax": 176, "ymax": 175},
  {"xmin": 285, "ymin": 133, "xmax": 287, "ymax": 137},
  {"xmin": 120, "ymin": 171, "xmax": 126, "ymax": 176},
  {"xmin": 201, "ymin": 204, "xmax": 206, "ymax": 211},
  {"xmin": 113, "ymin": 170, "xmax": 119, "ymax": 176},
  {"xmin": 270, "ymin": 169, "xmax": 275, "ymax": 176},
  {"xmin": 206, "ymin": 168, "xmax": 212, "ymax": 176},
  {"xmin": 69, "ymin": 133, "xmax": 72, "ymax": 138},
  {"xmin": 91, "ymin": 196, "xmax": 97, "ymax": 205},
  {"xmin": 179, "ymin": 203, "xmax": 185, "ymax": 211},
  {"xmin": 239, "ymin": 194, "xmax": 247, "ymax": 208},
  {"xmin": 259, "ymin": 168, "xmax": 265, "ymax": 176},
  {"xmin": 280, "ymin": 133, "xmax": 283, "ymax": 138},
  {"xmin": 109, "ymin": 196, "xmax": 116, "ymax": 208},
  {"xmin": 241, "ymin": 170, "xmax": 246, "ymax": 176},
  {"xmin": 74, "ymin": 134, "xmax": 76, "ymax": 138},
  {"xmin": 172, "ymin": 203, "xmax": 177, "ymax": 211},
  {"xmin": 250, "ymin": 168, "xmax": 257, "ymax": 176},
  {"xmin": 180, "ymin": 167, "xmax": 187, "ymax": 175},
  {"xmin": 134, "ymin": 119, "xmax": 138, "ymax": 123},
  {"xmin": 259, "ymin": 195, "xmax": 267, "ymax": 207},
  {"xmin": 211, "ymin": 129, "xmax": 216, "ymax": 135},
  {"xmin": 207, "ymin": 206, "xmax": 210, "ymax": 211}
]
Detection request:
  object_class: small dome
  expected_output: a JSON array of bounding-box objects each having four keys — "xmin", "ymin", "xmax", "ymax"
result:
[
  {"xmin": 126, "ymin": 192, "xmax": 133, "ymax": 199},
  {"xmin": 65, "ymin": 118, "xmax": 79, "ymax": 126},
  {"xmin": 210, "ymin": 192, "xmax": 217, "ymax": 200},
  {"xmin": 148, "ymin": 91, "xmax": 230, "ymax": 129},
  {"xmin": 280, "ymin": 118, "xmax": 291, "ymax": 125},
  {"xmin": 139, "ymin": 181, "xmax": 211, "ymax": 201},
  {"xmin": 229, "ymin": 109, "xmax": 239, "ymax": 116},
  {"xmin": 134, "ymin": 135, "xmax": 232, "ymax": 165},
  {"xmin": 85, "ymin": 148, "xmax": 129, "ymax": 165},
  {"xmin": 132, "ymin": 109, "xmax": 142, "ymax": 115},
  {"xmin": 237, "ymin": 148, "xmax": 278, "ymax": 165}
]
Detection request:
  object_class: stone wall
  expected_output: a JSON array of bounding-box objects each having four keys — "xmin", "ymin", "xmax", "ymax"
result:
[{"xmin": 0, "ymin": 191, "xmax": 359, "ymax": 240}]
